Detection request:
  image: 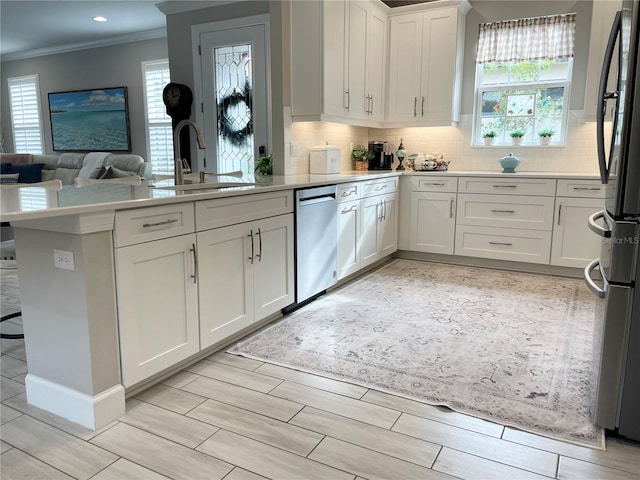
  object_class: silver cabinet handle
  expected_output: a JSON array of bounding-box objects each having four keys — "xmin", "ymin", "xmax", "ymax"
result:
[
  {"xmin": 584, "ymin": 258, "xmax": 607, "ymax": 298},
  {"xmin": 383, "ymin": 199, "xmax": 387, "ymax": 221},
  {"xmin": 557, "ymin": 203, "xmax": 563, "ymax": 226},
  {"xmin": 190, "ymin": 243, "xmax": 198, "ymax": 284},
  {"xmin": 492, "ymin": 185, "xmax": 517, "ymax": 188},
  {"xmin": 256, "ymin": 228, "xmax": 262, "ymax": 262},
  {"xmin": 375, "ymin": 184, "xmax": 387, "ymax": 191},
  {"xmin": 450, "ymin": 198, "xmax": 454, "ymax": 219},
  {"xmin": 378, "ymin": 200, "xmax": 384, "ymax": 221},
  {"xmin": 341, "ymin": 187, "xmax": 357, "ymax": 197},
  {"xmin": 573, "ymin": 187, "xmax": 602, "ymax": 191},
  {"xmin": 341, "ymin": 205, "xmax": 357, "ymax": 214},
  {"xmin": 413, "ymin": 97, "xmax": 417, "ymax": 117},
  {"xmin": 421, "ymin": 96, "xmax": 425, "ymax": 117},
  {"xmin": 424, "ymin": 182, "xmax": 445, "ymax": 186},
  {"xmin": 489, "ymin": 241, "xmax": 513, "ymax": 246},
  {"xmin": 345, "ymin": 90, "xmax": 350, "ymax": 111},
  {"xmin": 247, "ymin": 229, "xmax": 254, "ymax": 264},
  {"xmin": 370, "ymin": 94, "xmax": 374, "ymax": 115},
  {"xmin": 142, "ymin": 218, "xmax": 178, "ymax": 228},
  {"xmin": 490, "ymin": 209, "xmax": 515, "ymax": 214}
]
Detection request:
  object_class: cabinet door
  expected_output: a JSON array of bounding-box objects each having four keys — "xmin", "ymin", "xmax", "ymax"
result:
[
  {"xmin": 380, "ymin": 193, "xmax": 398, "ymax": 257},
  {"xmin": 115, "ymin": 234, "xmax": 199, "ymax": 387},
  {"xmin": 366, "ymin": 2, "xmax": 387, "ymax": 122},
  {"xmin": 348, "ymin": 1, "xmax": 369, "ymax": 119},
  {"xmin": 337, "ymin": 200, "xmax": 361, "ymax": 280},
  {"xmin": 551, "ymin": 197, "xmax": 603, "ymax": 268},
  {"xmin": 197, "ymin": 224, "xmax": 253, "ymax": 349},
  {"xmin": 420, "ymin": 8, "xmax": 458, "ymax": 124},
  {"xmin": 386, "ymin": 13, "xmax": 423, "ymax": 123},
  {"xmin": 253, "ymin": 214, "xmax": 295, "ymax": 319},
  {"xmin": 409, "ymin": 192, "xmax": 456, "ymax": 254},
  {"xmin": 361, "ymin": 196, "xmax": 382, "ymax": 267},
  {"xmin": 324, "ymin": 0, "xmax": 348, "ymax": 117}
]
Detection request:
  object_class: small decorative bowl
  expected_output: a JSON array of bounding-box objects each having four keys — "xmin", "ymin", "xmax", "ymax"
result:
[{"xmin": 415, "ymin": 159, "xmax": 450, "ymax": 171}]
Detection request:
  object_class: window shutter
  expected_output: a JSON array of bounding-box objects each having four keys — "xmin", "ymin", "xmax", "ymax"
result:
[
  {"xmin": 143, "ymin": 60, "xmax": 173, "ymax": 174},
  {"xmin": 8, "ymin": 75, "xmax": 44, "ymax": 154}
]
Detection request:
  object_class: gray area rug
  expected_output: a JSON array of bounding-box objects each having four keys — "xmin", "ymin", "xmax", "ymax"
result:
[{"xmin": 229, "ymin": 259, "xmax": 604, "ymax": 448}]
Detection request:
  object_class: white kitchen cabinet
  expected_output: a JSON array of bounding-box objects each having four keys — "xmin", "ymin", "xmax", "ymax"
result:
[
  {"xmin": 361, "ymin": 192, "xmax": 398, "ymax": 268},
  {"xmin": 197, "ymin": 214, "xmax": 294, "ymax": 349},
  {"xmin": 551, "ymin": 180, "xmax": 604, "ymax": 268},
  {"xmin": 115, "ymin": 234, "xmax": 200, "ymax": 387},
  {"xmin": 409, "ymin": 192, "xmax": 456, "ymax": 254},
  {"xmin": 337, "ymin": 183, "xmax": 362, "ymax": 280},
  {"xmin": 386, "ymin": 2, "xmax": 469, "ymax": 126},
  {"xmin": 290, "ymin": 0, "xmax": 387, "ymax": 126}
]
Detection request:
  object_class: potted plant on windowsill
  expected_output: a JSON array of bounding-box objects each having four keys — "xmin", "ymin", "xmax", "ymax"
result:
[
  {"xmin": 482, "ymin": 130, "xmax": 498, "ymax": 146},
  {"xmin": 254, "ymin": 154, "xmax": 273, "ymax": 183},
  {"xmin": 509, "ymin": 130, "xmax": 526, "ymax": 146},
  {"xmin": 537, "ymin": 128, "xmax": 555, "ymax": 146}
]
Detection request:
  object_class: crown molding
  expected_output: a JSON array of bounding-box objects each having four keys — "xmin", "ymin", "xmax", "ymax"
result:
[
  {"xmin": 155, "ymin": 1, "xmax": 243, "ymax": 16},
  {"xmin": 1, "ymin": 28, "xmax": 167, "ymax": 63}
]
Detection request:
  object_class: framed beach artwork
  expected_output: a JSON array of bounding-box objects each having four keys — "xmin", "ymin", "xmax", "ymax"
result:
[{"xmin": 48, "ymin": 86, "xmax": 131, "ymax": 152}]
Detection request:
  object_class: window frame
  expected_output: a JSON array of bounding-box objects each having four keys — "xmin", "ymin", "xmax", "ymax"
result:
[
  {"xmin": 472, "ymin": 59, "xmax": 573, "ymax": 147},
  {"xmin": 141, "ymin": 59, "xmax": 173, "ymax": 175},
  {"xmin": 7, "ymin": 74, "xmax": 44, "ymax": 154}
]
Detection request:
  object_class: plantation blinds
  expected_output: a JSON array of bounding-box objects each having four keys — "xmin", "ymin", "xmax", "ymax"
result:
[
  {"xmin": 143, "ymin": 60, "xmax": 173, "ymax": 174},
  {"xmin": 8, "ymin": 75, "xmax": 43, "ymax": 154},
  {"xmin": 476, "ymin": 13, "xmax": 577, "ymax": 64}
]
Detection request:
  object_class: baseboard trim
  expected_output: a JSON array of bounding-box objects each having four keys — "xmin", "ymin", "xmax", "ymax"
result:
[
  {"xmin": 25, "ymin": 374, "xmax": 125, "ymax": 430},
  {"xmin": 394, "ymin": 250, "xmax": 584, "ymax": 278}
]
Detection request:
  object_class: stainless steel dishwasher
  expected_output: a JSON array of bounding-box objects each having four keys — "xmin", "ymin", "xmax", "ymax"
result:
[{"xmin": 294, "ymin": 184, "xmax": 337, "ymax": 306}]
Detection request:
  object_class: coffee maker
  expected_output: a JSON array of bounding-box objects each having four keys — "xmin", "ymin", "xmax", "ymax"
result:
[{"xmin": 368, "ymin": 141, "xmax": 393, "ymax": 170}]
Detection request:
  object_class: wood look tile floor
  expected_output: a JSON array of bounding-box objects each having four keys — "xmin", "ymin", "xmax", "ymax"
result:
[{"xmin": 2, "ymin": 266, "xmax": 640, "ymax": 479}]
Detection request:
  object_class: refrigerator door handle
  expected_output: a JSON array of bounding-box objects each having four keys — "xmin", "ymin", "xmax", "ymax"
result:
[
  {"xmin": 597, "ymin": 10, "xmax": 622, "ymax": 184},
  {"xmin": 588, "ymin": 210, "xmax": 612, "ymax": 238},
  {"xmin": 584, "ymin": 258, "xmax": 608, "ymax": 299}
]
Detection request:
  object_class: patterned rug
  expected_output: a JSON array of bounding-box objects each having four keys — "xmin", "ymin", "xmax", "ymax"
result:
[{"xmin": 229, "ymin": 259, "xmax": 605, "ymax": 448}]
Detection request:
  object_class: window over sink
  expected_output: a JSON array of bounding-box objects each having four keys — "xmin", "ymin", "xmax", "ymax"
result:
[{"xmin": 472, "ymin": 13, "xmax": 576, "ymax": 147}]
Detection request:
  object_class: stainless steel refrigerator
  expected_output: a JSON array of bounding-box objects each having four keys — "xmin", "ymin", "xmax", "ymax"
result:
[{"xmin": 585, "ymin": 0, "xmax": 640, "ymax": 441}]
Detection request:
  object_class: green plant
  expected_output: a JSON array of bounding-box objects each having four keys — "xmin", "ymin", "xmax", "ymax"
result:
[
  {"xmin": 537, "ymin": 128, "xmax": 555, "ymax": 137},
  {"xmin": 254, "ymin": 154, "xmax": 273, "ymax": 175},
  {"xmin": 351, "ymin": 146, "xmax": 373, "ymax": 162},
  {"xmin": 509, "ymin": 129, "xmax": 526, "ymax": 138},
  {"xmin": 482, "ymin": 130, "xmax": 498, "ymax": 138}
]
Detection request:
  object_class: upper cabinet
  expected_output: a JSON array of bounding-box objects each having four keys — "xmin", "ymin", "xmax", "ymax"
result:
[
  {"xmin": 386, "ymin": 2, "xmax": 470, "ymax": 127},
  {"xmin": 290, "ymin": 0, "xmax": 388, "ymax": 127}
]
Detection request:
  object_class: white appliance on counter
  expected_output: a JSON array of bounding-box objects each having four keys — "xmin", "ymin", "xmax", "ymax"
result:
[
  {"xmin": 309, "ymin": 145, "xmax": 341, "ymax": 174},
  {"xmin": 584, "ymin": 0, "xmax": 640, "ymax": 441}
]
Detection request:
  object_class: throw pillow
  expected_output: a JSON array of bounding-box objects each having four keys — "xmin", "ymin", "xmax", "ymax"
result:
[
  {"xmin": 100, "ymin": 165, "xmax": 134, "ymax": 179},
  {"xmin": 0, "ymin": 173, "xmax": 19, "ymax": 184},
  {"xmin": 9, "ymin": 163, "xmax": 44, "ymax": 183},
  {"xmin": 0, "ymin": 163, "xmax": 12, "ymax": 174}
]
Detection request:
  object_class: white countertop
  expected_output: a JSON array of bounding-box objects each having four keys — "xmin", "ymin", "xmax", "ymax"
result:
[{"xmin": 0, "ymin": 169, "xmax": 600, "ymax": 222}]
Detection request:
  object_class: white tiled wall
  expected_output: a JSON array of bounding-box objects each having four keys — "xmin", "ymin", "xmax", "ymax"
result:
[{"xmin": 286, "ymin": 109, "xmax": 600, "ymax": 175}]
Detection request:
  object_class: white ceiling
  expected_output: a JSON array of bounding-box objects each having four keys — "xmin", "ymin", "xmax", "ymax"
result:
[{"xmin": 0, "ymin": 1, "xmax": 168, "ymax": 61}]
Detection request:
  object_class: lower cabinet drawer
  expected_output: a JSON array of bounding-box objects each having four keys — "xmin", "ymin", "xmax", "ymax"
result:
[
  {"xmin": 455, "ymin": 225, "xmax": 551, "ymax": 264},
  {"xmin": 457, "ymin": 194, "xmax": 555, "ymax": 231},
  {"xmin": 114, "ymin": 203, "xmax": 195, "ymax": 247}
]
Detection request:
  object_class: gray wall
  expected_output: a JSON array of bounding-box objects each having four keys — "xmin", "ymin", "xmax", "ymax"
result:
[
  {"xmin": 462, "ymin": 0, "xmax": 593, "ymax": 114},
  {"xmin": 1, "ymin": 37, "xmax": 168, "ymax": 156}
]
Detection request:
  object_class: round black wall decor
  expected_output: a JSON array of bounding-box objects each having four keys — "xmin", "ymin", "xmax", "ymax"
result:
[{"xmin": 217, "ymin": 82, "xmax": 253, "ymax": 146}]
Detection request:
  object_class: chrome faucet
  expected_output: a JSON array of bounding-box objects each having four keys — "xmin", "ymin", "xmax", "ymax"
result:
[{"xmin": 173, "ymin": 119, "xmax": 206, "ymax": 185}]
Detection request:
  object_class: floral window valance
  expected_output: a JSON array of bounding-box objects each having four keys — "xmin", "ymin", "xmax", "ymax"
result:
[{"xmin": 476, "ymin": 13, "xmax": 576, "ymax": 64}]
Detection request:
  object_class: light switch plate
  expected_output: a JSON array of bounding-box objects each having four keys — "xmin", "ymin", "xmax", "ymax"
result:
[{"xmin": 54, "ymin": 249, "xmax": 75, "ymax": 271}]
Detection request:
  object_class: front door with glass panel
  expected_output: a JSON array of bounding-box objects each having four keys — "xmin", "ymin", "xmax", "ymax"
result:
[{"xmin": 200, "ymin": 25, "xmax": 268, "ymax": 175}]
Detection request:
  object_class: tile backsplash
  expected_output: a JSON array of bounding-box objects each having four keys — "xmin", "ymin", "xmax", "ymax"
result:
[{"xmin": 286, "ymin": 110, "xmax": 600, "ymax": 175}]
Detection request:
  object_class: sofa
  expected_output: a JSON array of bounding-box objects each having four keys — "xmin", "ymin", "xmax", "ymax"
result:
[{"xmin": 0, "ymin": 152, "xmax": 152, "ymax": 185}]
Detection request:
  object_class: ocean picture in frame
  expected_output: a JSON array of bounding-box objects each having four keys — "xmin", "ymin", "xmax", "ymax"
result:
[{"xmin": 48, "ymin": 87, "xmax": 131, "ymax": 152}]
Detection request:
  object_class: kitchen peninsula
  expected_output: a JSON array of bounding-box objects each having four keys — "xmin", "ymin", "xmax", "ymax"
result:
[{"xmin": 1, "ymin": 169, "xmax": 602, "ymax": 430}]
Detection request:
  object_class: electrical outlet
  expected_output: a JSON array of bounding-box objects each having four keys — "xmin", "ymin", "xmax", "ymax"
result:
[{"xmin": 54, "ymin": 249, "xmax": 75, "ymax": 271}]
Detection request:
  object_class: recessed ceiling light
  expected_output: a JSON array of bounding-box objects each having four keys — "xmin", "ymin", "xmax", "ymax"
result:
[{"xmin": 93, "ymin": 16, "xmax": 108, "ymax": 22}]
